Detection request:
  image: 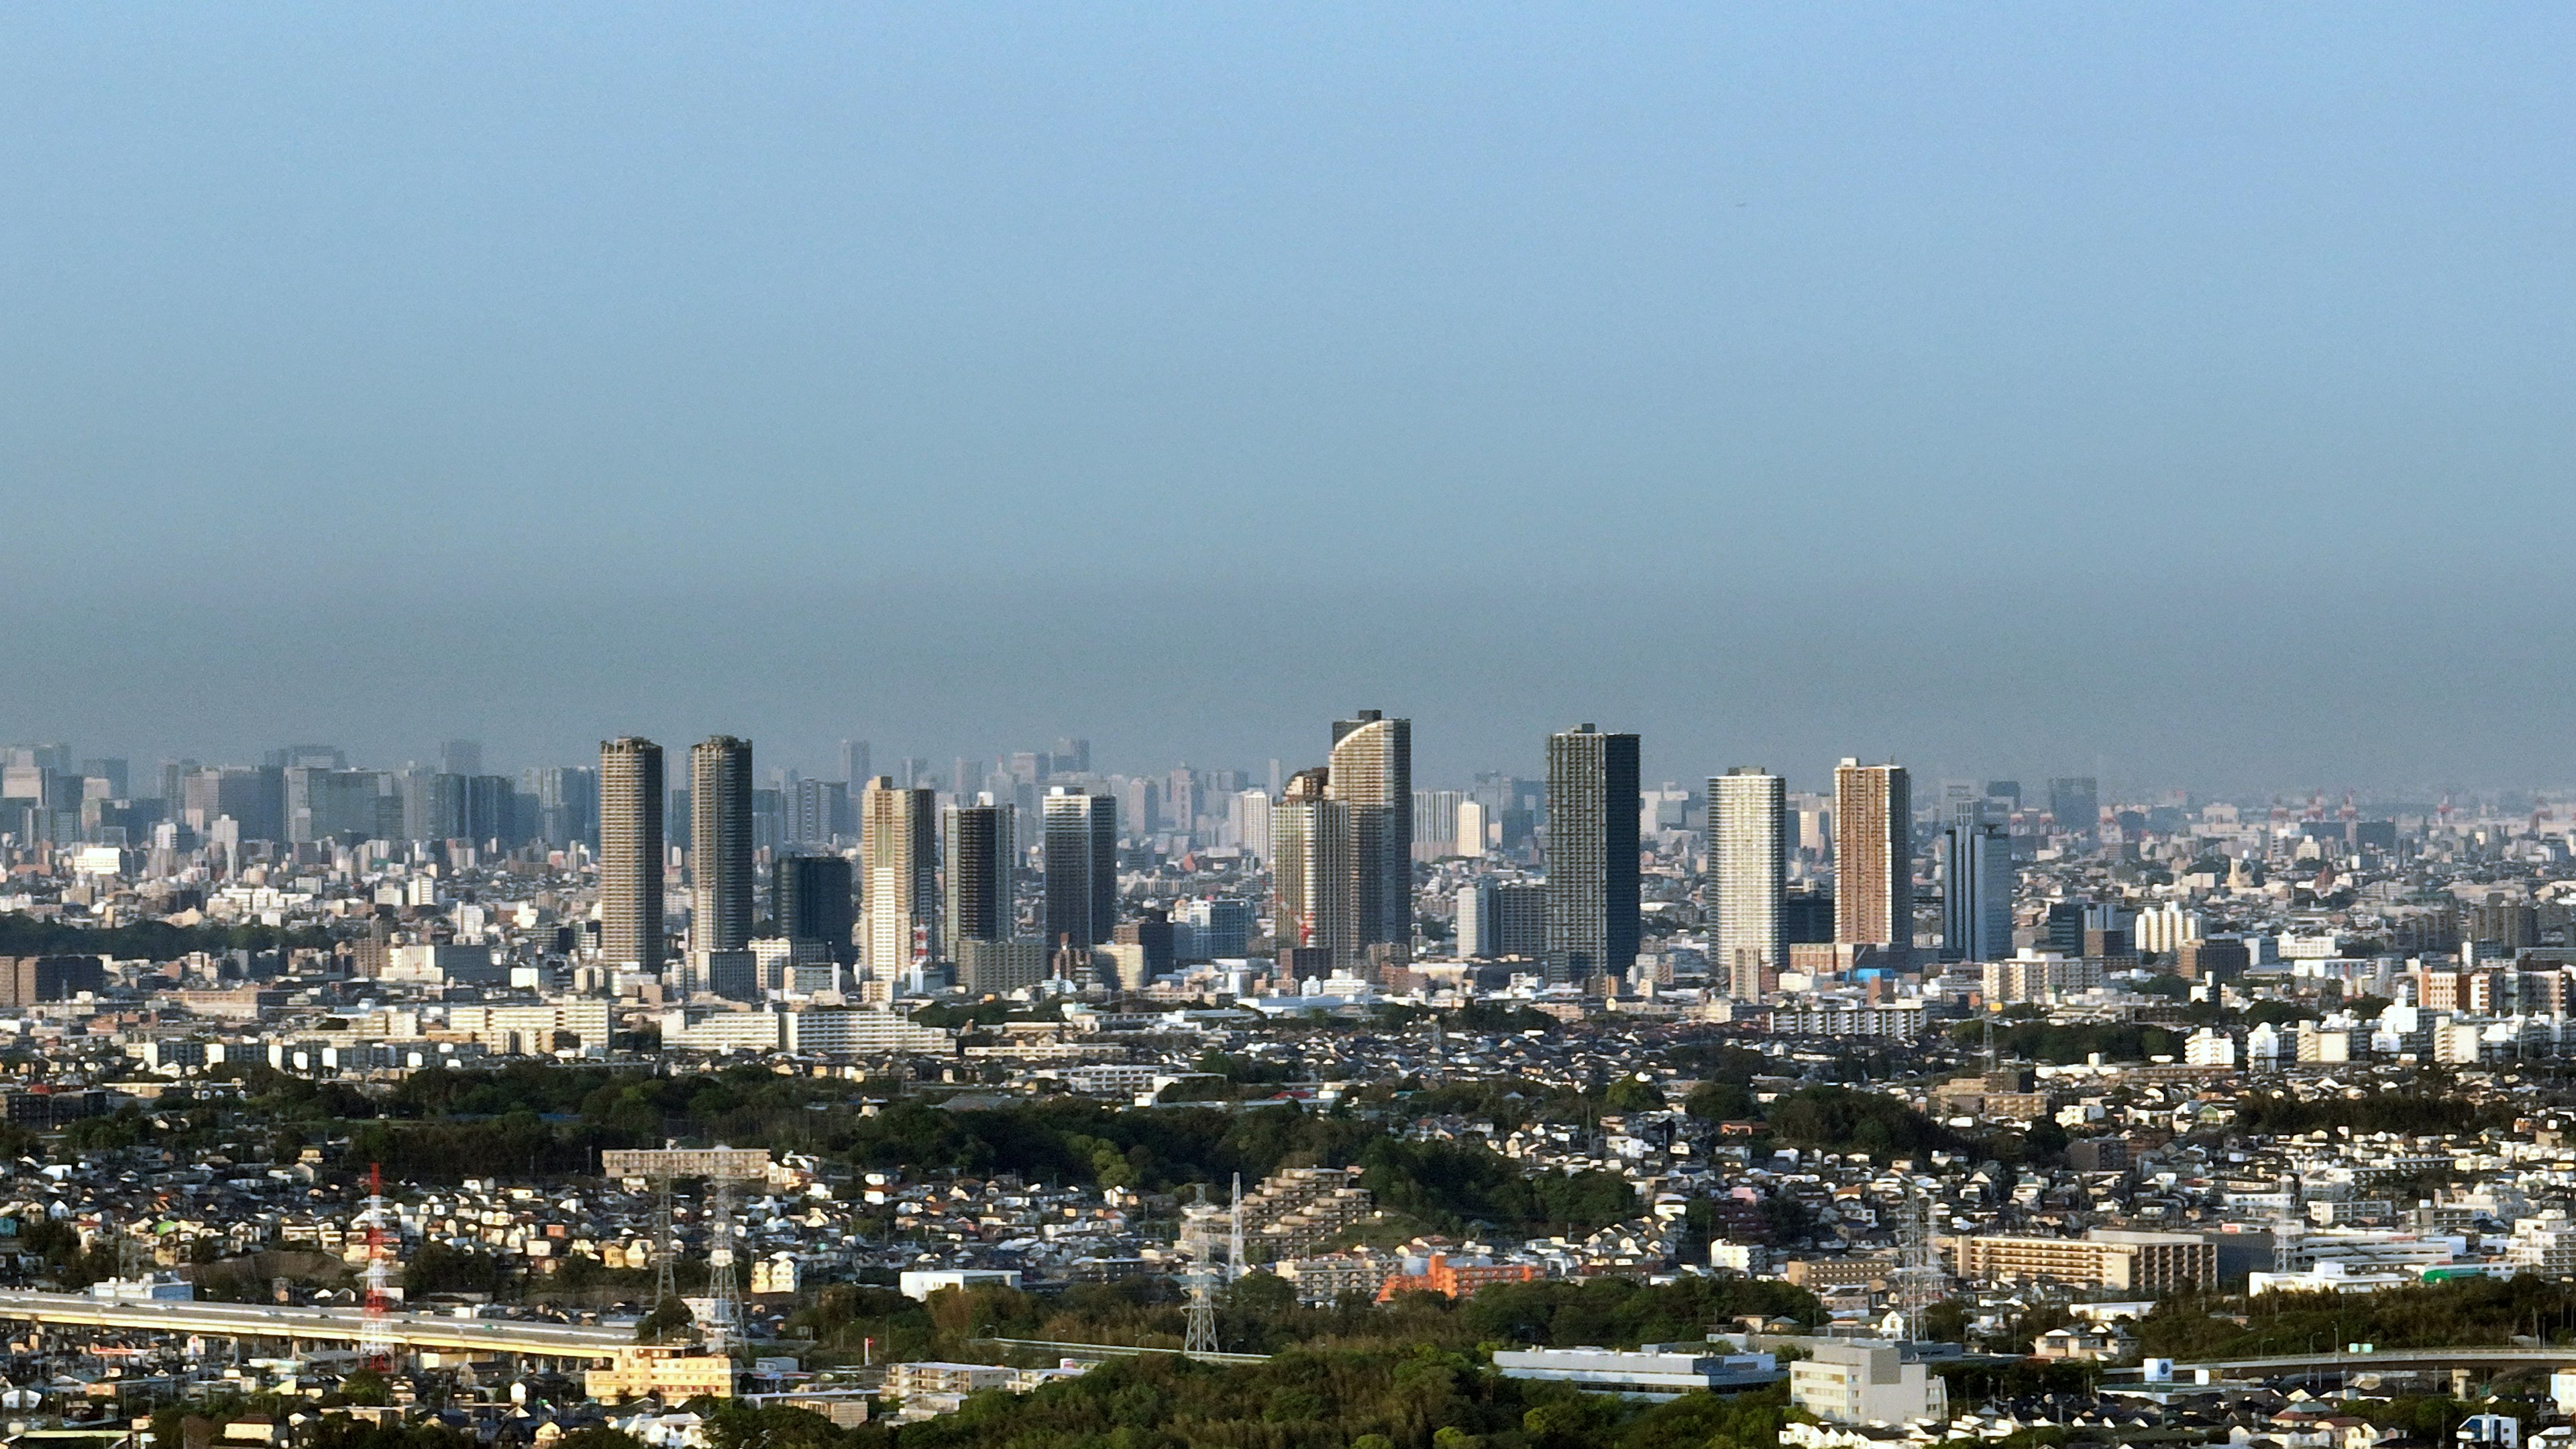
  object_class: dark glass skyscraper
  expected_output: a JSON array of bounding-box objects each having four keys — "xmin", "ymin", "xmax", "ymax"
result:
[
  {"xmin": 1544, "ymin": 724, "xmax": 1640, "ymax": 986},
  {"xmin": 1042, "ymin": 787, "xmax": 1118, "ymax": 953},
  {"xmin": 774, "ymin": 852, "xmax": 855, "ymax": 965},
  {"xmin": 943, "ymin": 801, "xmax": 1016, "ymax": 957}
]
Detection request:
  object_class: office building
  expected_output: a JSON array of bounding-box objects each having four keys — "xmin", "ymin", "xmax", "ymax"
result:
[
  {"xmin": 1328, "ymin": 710, "xmax": 1412, "ymax": 964},
  {"xmin": 837, "ymin": 739, "xmax": 870, "ymax": 788},
  {"xmin": 1833, "ymin": 759, "xmax": 1911, "ymax": 958},
  {"xmin": 1791, "ymin": 1342, "xmax": 1947, "ymax": 1426},
  {"xmin": 1941, "ymin": 820, "xmax": 2013, "ymax": 963},
  {"xmin": 774, "ymin": 853, "xmax": 855, "ymax": 967},
  {"xmin": 1710, "ymin": 769, "xmax": 1786, "ymax": 1001},
  {"xmin": 1272, "ymin": 769, "xmax": 1356, "ymax": 969},
  {"xmin": 439, "ymin": 739, "xmax": 483, "ymax": 777},
  {"xmin": 861, "ymin": 777, "xmax": 938, "ymax": 981},
  {"xmin": 527, "ymin": 765, "xmax": 600, "ymax": 848},
  {"xmin": 598, "ymin": 738, "xmax": 666, "ymax": 975},
  {"xmin": 2047, "ymin": 776, "xmax": 2099, "ymax": 837},
  {"xmin": 943, "ymin": 801, "xmax": 1016, "ymax": 958},
  {"xmin": 1042, "ymin": 787, "xmax": 1118, "ymax": 955},
  {"xmin": 1544, "ymin": 725, "xmax": 1641, "ymax": 985}
]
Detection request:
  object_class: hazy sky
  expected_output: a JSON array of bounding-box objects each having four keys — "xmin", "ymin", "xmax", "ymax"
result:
[{"xmin": 5, "ymin": 5, "xmax": 2572, "ymax": 795}]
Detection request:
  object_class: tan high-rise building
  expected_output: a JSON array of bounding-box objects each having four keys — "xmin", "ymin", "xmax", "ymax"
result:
[
  {"xmin": 598, "ymin": 737, "xmax": 666, "ymax": 975},
  {"xmin": 861, "ymin": 777, "xmax": 938, "ymax": 981},
  {"xmin": 690, "ymin": 737, "xmax": 755, "ymax": 955},
  {"xmin": 1711, "ymin": 768, "xmax": 1786, "ymax": 1001},
  {"xmin": 1326, "ymin": 711, "xmax": 1411, "ymax": 965},
  {"xmin": 1272, "ymin": 768, "xmax": 1356, "ymax": 970},
  {"xmin": 1833, "ymin": 759, "xmax": 1911, "ymax": 956}
]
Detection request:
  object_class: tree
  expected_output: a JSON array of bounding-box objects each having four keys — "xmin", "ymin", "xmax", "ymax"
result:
[{"xmin": 638, "ymin": 1295, "xmax": 697, "ymax": 1343}]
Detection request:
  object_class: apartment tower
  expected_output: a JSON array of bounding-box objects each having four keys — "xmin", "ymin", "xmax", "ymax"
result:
[
  {"xmin": 597, "ymin": 737, "xmax": 665, "ymax": 975},
  {"xmin": 1833, "ymin": 759, "xmax": 1912, "ymax": 959},
  {"xmin": 1042, "ymin": 787, "xmax": 1118, "ymax": 959},
  {"xmin": 690, "ymin": 736, "xmax": 755, "ymax": 955},
  {"xmin": 860, "ymin": 776, "xmax": 939, "ymax": 981},
  {"xmin": 1710, "ymin": 768, "xmax": 1787, "ymax": 1001},
  {"xmin": 1271, "ymin": 767, "xmax": 1356, "ymax": 970},
  {"xmin": 1327, "ymin": 710, "xmax": 1413, "ymax": 965},
  {"xmin": 1544, "ymin": 725, "xmax": 1641, "ymax": 986},
  {"xmin": 943, "ymin": 800, "xmax": 1016, "ymax": 958}
]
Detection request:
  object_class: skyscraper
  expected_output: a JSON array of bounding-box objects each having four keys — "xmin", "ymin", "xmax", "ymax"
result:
[
  {"xmin": 1833, "ymin": 759, "xmax": 1912, "ymax": 958},
  {"xmin": 837, "ymin": 739, "xmax": 869, "ymax": 787},
  {"xmin": 1271, "ymin": 768, "xmax": 1355, "ymax": 969},
  {"xmin": 860, "ymin": 777, "xmax": 938, "ymax": 981},
  {"xmin": 1328, "ymin": 710, "xmax": 1412, "ymax": 964},
  {"xmin": 2047, "ymin": 776, "xmax": 2100, "ymax": 838},
  {"xmin": 1941, "ymin": 818, "xmax": 2014, "ymax": 963},
  {"xmin": 774, "ymin": 853, "xmax": 855, "ymax": 965},
  {"xmin": 1544, "ymin": 725, "xmax": 1640, "ymax": 986},
  {"xmin": 943, "ymin": 800, "xmax": 1016, "ymax": 957},
  {"xmin": 1710, "ymin": 768, "xmax": 1786, "ymax": 1001},
  {"xmin": 439, "ymin": 739, "xmax": 484, "ymax": 778},
  {"xmin": 690, "ymin": 737, "xmax": 755, "ymax": 956},
  {"xmin": 1042, "ymin": 786, "xmax": 1118, "ymax": 957},
  {"xmin": 598, "ymin": 738, "xmax": 665, "ymax": 975}
]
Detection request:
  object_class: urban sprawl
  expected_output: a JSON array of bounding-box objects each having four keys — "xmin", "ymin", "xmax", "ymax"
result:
[{"xmin": 1, "ymin": 724, "xmax": 2574, "ymax": 1449}]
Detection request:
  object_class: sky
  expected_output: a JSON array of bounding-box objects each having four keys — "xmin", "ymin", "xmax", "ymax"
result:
[{"xmin": 3, "ymin": 5, "xmax": 2573, "ymax": 796}]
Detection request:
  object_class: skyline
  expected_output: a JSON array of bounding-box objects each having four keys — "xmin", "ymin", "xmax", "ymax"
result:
[{"xmin": 8, "ymin": 7, "xmax": 2576, "ymax": 790}]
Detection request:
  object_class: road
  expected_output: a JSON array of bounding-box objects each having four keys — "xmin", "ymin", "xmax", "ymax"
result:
[
  {"xmin": 2162, "ymin": 1347, "xmax": 2576, "ymax": 1378},
  {"xmin": 0, "ymin": 1292, "xmax": 632, "ymax": 1362}
]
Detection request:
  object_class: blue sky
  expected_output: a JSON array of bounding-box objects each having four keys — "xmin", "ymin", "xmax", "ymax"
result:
[{"xmin": 3, "ymin": 5, "xmax": 2571, "ymax": 792}]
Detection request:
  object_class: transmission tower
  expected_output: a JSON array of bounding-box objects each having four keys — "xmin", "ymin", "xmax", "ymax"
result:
[
  {"xmin": 359, "ymin": 1163, "xmax": 396, "ymax": 1371},
  {"xmin": 652, "ymin": 1174, "xmax": 678, "ymax": 1313},
  {"xmin": 1894, "ymin": 1183, "xmax": 1943, "ymax": 1343},
  {"xmin": 1183, "ymin": 1260, "xmax": 1218, "ymax": 1356},
  {"xmin": 2274, "ymin": 1175, "xmax": 2304, "ymax": 1276},
  {"xmin": 706, "ymin": 1175, "xmax": 743, "ymax": 1359}
]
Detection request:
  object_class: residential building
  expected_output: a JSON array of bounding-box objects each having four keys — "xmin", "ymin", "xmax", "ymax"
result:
[
  {"xmin": 1833, "ymin": 760, "xmax": 1911, "ymax": 961},
  {"xmin": 1545, "ymin": 725, "xmax": 1641, "ymax": 985},
  {"xmin": 1711, "ymin": 768, "xmax": 1786, "ymax": 1001},
  {"xmin": 598, "ymin": 737, "xmax": 665, "ymax": 975}
]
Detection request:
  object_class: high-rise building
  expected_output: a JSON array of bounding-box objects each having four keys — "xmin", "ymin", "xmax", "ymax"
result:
[
  {"xmin": 943, "ymin": 801, "xmax": 1016, "ymax": 958},
  {"xmin": 527, "ymin": 765, "xmax": 600, "ymax": 848},
  {"xmin": 1833, "ymin": 759, "xmax": 1911, "ymax": 957},
  {"xmin": 439, "ymin": 739, "xmax": 484, "ymax": 778},
  {"xmin": 2047, "ymin": 777, "xmax": 2099, "ymax": 838},
  {"xmin": 690, "ymin": 737, "xmax": 755, "ymax": 956},
  {"xmin": 774, "ymin": 853, "xmax": 855, "ymax": 966},
  {"xmin": 1455, "ymin": 799, "xmax": 1488, "ymax": 857},
  {"xmin": 1941, "ymin": 821, "xmax": 2014, "ymax": 963},
  {"xmin": 837, "ymin": 739, "xmax": 870, "ymax": 788},
  {"xmin": 1328, "ymin": 710, "xmax": 1413, "ymax": 963},
  {"xmin": 1412, "ymin": 789, "xmax": 1464, "ymax": 861},
  {"xmin": 1544, "ymin": 725, "xmax": 1641, "ymax": 985},
  {"xmin": 1272, "ymin": 769, "xmax": 1355, "ymax": 969},
  {"xmin": 598, "ymin": 738, "xmax": 666, "ymax": 975},
  {"xmin": 1042, "ymin": 787, "xmax": 1118, "ymax": 956},
  {"xmin": 1710, "ymin": 768, "xmax": 1786, "ymax": 1002},
  {"xmin": 861, "ymin": 777, "xmax": 938, "ymax": 981}
]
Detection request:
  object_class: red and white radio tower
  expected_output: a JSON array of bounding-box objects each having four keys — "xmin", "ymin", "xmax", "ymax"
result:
[{"xmin": 359, "ymin": 1163, "xmax": 394, "ymax": 1371}]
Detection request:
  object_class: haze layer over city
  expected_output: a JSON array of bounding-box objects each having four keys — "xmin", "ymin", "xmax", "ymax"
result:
[{"xmin": 7, "ymin": 8, "xmax": 2576, "ymax": 1449}]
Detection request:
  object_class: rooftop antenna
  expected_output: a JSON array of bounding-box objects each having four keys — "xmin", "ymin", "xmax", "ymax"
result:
[{"xmin": 1896, "ymin": 1182, "xmax": 1941, "ymax": 1343}]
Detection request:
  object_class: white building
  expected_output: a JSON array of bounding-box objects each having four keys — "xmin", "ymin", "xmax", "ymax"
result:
[
  {"xmin": 1790, "ymin": 1340, "xmax": 1946, "ymax": 1426},
  {"xmin": 2184, "ymin": 1027, "xmax": 2236, "ymax": 1067},
  {"xmin": 1493, "ymin": 1346, "xmax": 1779, "ymax": 1401}
]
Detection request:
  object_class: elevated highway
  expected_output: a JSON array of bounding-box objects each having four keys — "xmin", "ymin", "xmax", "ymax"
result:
[
  {"xmin": 0, "ymin": 1292, "xmax": 631, "ymax": 1362},
  {"xmin": 2154, "ymin": 1346, "xmax": 2576, "ymax": 1380}
]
